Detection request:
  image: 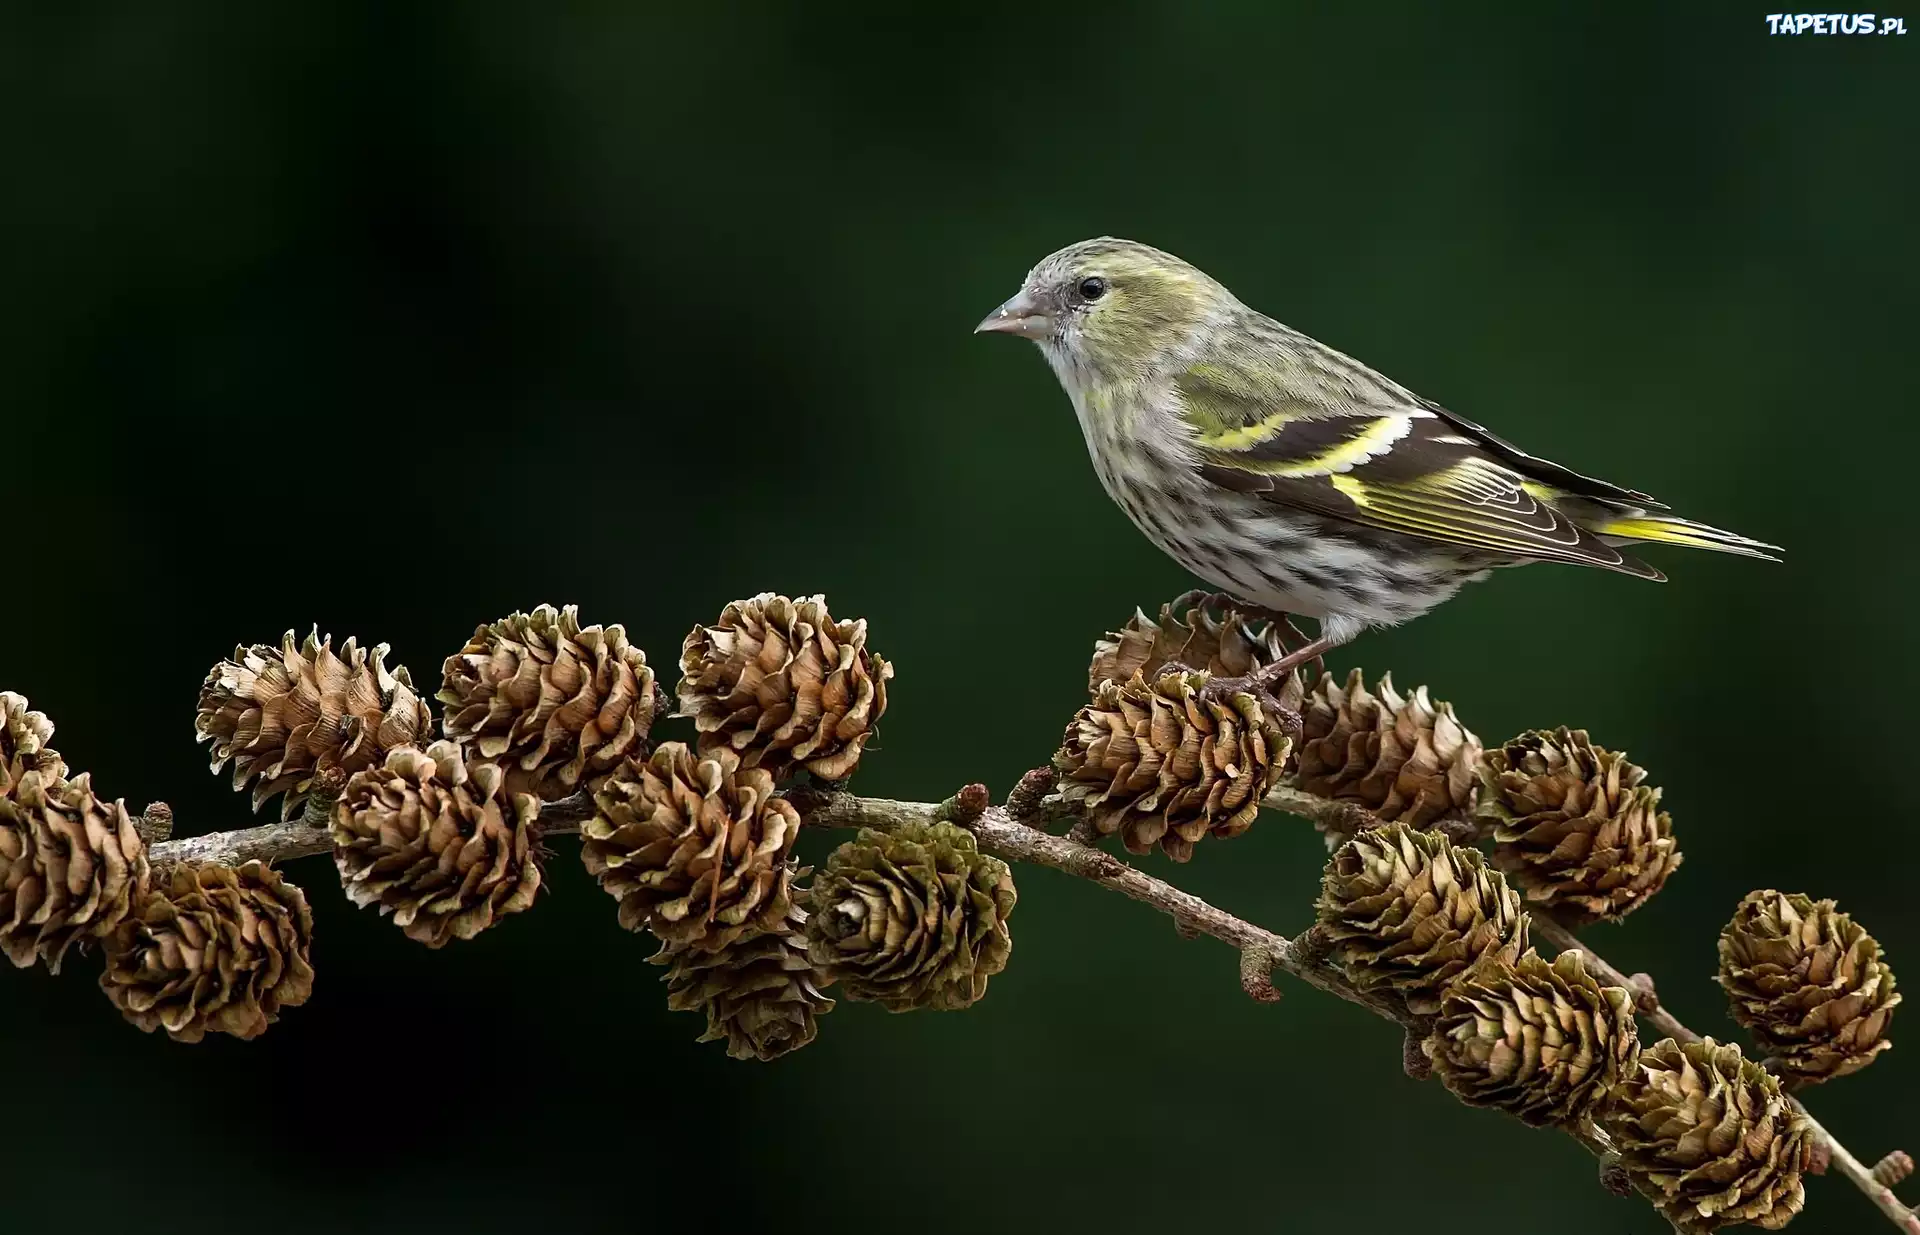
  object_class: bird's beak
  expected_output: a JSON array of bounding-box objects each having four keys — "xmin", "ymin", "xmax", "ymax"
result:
[{"xmin": 974, "ymin": 289, "xmax": 1053, "ymax": 340}]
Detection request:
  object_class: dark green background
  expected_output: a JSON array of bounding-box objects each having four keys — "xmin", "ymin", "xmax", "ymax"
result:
[{"xmin": 3, "ymin": 4, "xmax": 1913, "ymax": 1232}]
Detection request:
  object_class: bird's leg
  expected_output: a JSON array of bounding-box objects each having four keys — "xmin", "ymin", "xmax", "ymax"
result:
[
  {"xmin": 1248, "ymin": 637, "xmax": 1337, "ymax": 692},
  {"xmin": 1217, "ymin": 597, "xmax": 1329, "ymax": 685},
  {"xmin": 1266, "ymin": 612, "xmax": 1328, "ymax": 684}
]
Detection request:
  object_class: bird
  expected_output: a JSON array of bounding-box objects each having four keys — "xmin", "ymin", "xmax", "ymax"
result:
[{"xmin": 975, "ymin": 237, "xmax": 1780, "ymax": 692}]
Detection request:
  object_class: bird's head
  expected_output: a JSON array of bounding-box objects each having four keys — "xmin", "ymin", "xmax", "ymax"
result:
[{"xmin": 976, "ymin": 238, "xmax": 1225, "ymax": 381}]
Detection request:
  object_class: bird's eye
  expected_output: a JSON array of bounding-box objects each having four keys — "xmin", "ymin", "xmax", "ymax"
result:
[{"xmin": 1077, "ymin": 276, "xmax": 1108, "ymax": 302}]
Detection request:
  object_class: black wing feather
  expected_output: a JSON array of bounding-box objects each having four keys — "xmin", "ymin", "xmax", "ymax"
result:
[{"xmin": 1413, "ymin": 398, "xmax": 1668, "ymax": 512}]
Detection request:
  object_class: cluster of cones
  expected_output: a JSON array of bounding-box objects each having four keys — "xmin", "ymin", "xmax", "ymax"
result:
[
  {"xmin": 2, "ymin": 584, "xmax": 1901, "ymax": 1228},
  {"xmin": 2, "ymin": 593, "xmax": 1022, "ymax": 1060},
  {"xmin": 1313, "ymin": 820, "xmax": 1868, "ymax": 1232},
  {"xmin": 1053, "ymin": 591, "xmax": 1485, "ymax": 862},
  {"xmin": 1, "ymin": 691, "xmax": 314, "ymax": 1041},
  {"xmin": 1049, "ymin": 591, "xmax": 1900, "ymax": 1232},
  {"xmin": 573, "ymin": 594, "xmax": 1013, "ymax": 1060}
]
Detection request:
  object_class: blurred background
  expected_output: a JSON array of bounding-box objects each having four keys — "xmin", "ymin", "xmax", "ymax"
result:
[{"xmin": 3, "ymin": 4, "xmax": 1915, "ymax": 1232}]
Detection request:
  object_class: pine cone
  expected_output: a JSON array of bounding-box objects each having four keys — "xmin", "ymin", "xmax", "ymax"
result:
[
  {"xmin": 332, "ymin": 742, "xmax": 543, "ymax": 948},
  {"xmin": 653, "ymin": 905, "xmax": 834, "ymax": 1061},
  {"xmin": 1086, "ymin": 590, "xmax": 1291, "ymax": 690},
  {"xmin": 677, "ymin": 593, "xmax": 891, "ymax": 781},
  {"xmin": 1, "ymin": 692, "xmax": 65, "ymax": 798},
  {"xmin": 100, "ymin": 860, "xmax": 314, "ymax": 1043},
  {"xmin": 1316, "ymin": 822, "xmax": 1529, "ymax": 1017},
  {"xmin": 1053, "ymin": 670, "xmax": 1291, "ymax": 862},
  {"xmin": 439, "ymin": 604, "xmax": 660, "ymax": 801},
  {"xmin": 1717, "ymin": 890, "xmax": 1898, "ymax": 1086},
  {"xmin": 1429, "ymin": 949, "xmax": 1639, "ymax": 1127},
  {"xmin": 197, "ymin": 630, "xmax": 435, "ymax": 819},
  {"xmin": 0, "ymin": 771, "xmax": 150, "ymax": 971},
  {"xmin": 1476, "ymin": 727, "xmax": 1681, "ymax": 924},
  {"xmin": 1293, "ymin": 669, "xmax": 1481, "ymax": 834},
  {"xmin": 581, "ymin": 743, "xmax": 799, "ymax": 950},
  {"xmin": 806, "ymin": 821, "xmax": 1015, "ymax": 1012},
  {"xmin": 1603, "ymin": 1037, "xmax": 1813, "ymax": 1231}
]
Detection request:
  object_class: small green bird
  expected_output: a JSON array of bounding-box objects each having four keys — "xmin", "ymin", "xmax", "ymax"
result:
[{"xmin": 977, "ymin": 237, "xmax": 1780, "ymax": 685}]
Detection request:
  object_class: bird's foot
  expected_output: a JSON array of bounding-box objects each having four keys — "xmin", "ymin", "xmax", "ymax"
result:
[
  {"xmin": 1224, "ymin": 601, "xmax": 1329, "ymax": 686},
  {"xmin": 1195, "ymin": 659, "xmax": 1308, "ymax": 746}
]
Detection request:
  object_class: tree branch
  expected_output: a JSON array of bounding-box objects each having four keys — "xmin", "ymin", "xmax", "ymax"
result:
[
  {"xmin": 801, "ymin": 790, "xmax": 1410, "ymax": 1022},
  {"xmin": 1263, "ymin": 784, "xmax": 1381, "ymax": 843},
  {"xmin": 143, "ymin": 782, "xmax": 1913, "ymax": 1230},
  {"xmin": 1530, "ymin": 916, "xmax": 1919, "ymax": 1234},
  {"xmin": 148, "ymin": 791, "xmax": 600, "ymax": 867}
]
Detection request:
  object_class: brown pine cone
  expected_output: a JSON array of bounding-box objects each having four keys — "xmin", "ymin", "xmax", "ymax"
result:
[
  {"xmin": 1, "ymin": 692, "xmax": 65, "ymax": 798},
  {"xmin": 1053, "ymin": 670, "xmax": 1291, "ymax": 862},
  {"xmin": 805, "ymin": 821, "xmax": 1015, "ymax": 1012},
  {"xmin": 1292, "ymin": 669, "xmax": 1481, "ymax": 835},
  {"xmin": 580, "ymin": 743, "xmax": 799, "ymax": 950},
  {"xmin": 1717, "ymin": 890, "xmax": 1898, "ymax": 1086},
  {"xmin": 677, "ymin": 593, "xmax": 891, "ymax": 782},
  {"xmin": 196, "ymin": 630, "xmax": 435, "ymax": 819},
  {"xmin": 0, "ymin": 771, "xmax": 150, "ymax": 972},
  {"xmin": 1603, "ymin": 1037, "xmax": 1813, "ymax": 1231},
  {"xmin": 100, "ymin": 860, "xmax": 314, "ymax": 1043},
  {"xmin": 1316, "ymin": 822, "xmax": 1529, "ymax": 1017},
  {"xmin": 654, "ymin": 905, "xmax": 834, "ymax": 1061},
  {"xmin": 439, "ymin": 604, "xmax": 660, "ymax": 801},
  {"xmin": 1086, "ymin": 590, "xmax": 1291, "ymax": 691},
  {"xmin": 1429, "ymin": 949, "xmax": 1639, "ymax": 1127},
  {"xmin": 1475, "ymin": 727, "xmax": 1681, "ymax": 924},
  {"xmin": 332, "ymin": 742, "xmax": 543, "ymax": 948}
]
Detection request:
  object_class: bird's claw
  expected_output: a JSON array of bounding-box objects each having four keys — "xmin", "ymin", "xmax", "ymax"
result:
[{"xmin": 1194, "ymin": 666, "xmax": 1305, "ymax": 743}]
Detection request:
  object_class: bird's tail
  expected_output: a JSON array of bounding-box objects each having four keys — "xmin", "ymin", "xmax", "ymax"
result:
[{"xmin": 1591, "ymin": 515, "xmax": 1783, "ymax": 562}]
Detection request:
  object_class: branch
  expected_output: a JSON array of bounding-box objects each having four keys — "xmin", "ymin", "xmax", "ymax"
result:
[
  {"xmin": 149, "ymin": 785, "xmax": 1395, "ymax": 1020},
  {"xmin": 144, "ymin": 782, "xmax": 1912, "ymax": 1231},
  {"xmin": 148, "ymin": 791, "xmax": 599, "ymax": 867},
  {"xmin": 1263, "ymin": 784, "xmax": 1381, "ymax": 842},
  {"xmin": 1530, "ymin": 915, "xmax": 1919, "ymax": 1234},
  {"xmin": 802, "ymin": 789, "xmax": 1408, "ymax": 1022}
]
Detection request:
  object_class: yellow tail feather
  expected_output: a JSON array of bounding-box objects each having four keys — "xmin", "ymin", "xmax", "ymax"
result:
[{"xmin": 1594, "ymin": 516, "xmax": 1782, "ymax": 561}]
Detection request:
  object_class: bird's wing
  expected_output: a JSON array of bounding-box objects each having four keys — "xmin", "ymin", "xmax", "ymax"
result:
[
  {"xmin": 1410, "ymin": 399, "xmax": 1668, "ymax": 512},
  {"xmin": 1176, "ymin": 361, "xmax": 1664, "ymax": 578}
]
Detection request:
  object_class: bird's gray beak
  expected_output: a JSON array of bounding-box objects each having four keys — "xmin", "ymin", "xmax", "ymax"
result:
[{"xmin": 974, "ymin": 289, "xmax": 1053, "ymax": 340}]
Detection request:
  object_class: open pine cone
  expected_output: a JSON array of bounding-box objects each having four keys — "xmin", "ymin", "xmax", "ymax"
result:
[
  {"xmin": 1603, "ymin": 1037, "xmax": 1813, "ymax": 1232},
  {"xmin": 1476, "ymin": 727, "xmax": 1681, "ymax": 924},
  {"xmin": 1086, "ymin": 590, "xmax": 1291, "ymax": 691},
  {"xmin": 1428, "ymin": 948, "xmax": 1639, "ymax": 1127},
  {"xmin": 196, "ymin": 630, "xmax": 435, "ymax": 819},
  {"xmin": 1717, "ymin": 890, "xmax": 1898, "ymax": 1086},
  {"xmin": 1054, "ymin": 670, "xmax": 1290, "ymax": 862},
  {"xmin": 0, "ymin": 771, "xmax": 149, "ymax": 972},
  {"xmin": 654, "ymin": 904, "xmax": 834, "ymax": 1061},
  {"xmin": 1316, "ymin": 822, "xmax": 1529, "ymax": 1017},
  {"xmin": 580, "ymin": 743, "xmax": 799, "ymax": 950},
  {"xmin": 438, "ymin": 604, "xmax": 660, "ymax": 801},
  {"xmin": 677, "ymin": 593, "xmax": 891, "ymax": 782},
  {"xmin": 100, "ymin": 860, "xmax": 314, "ymax": 1043},
  {"xmin": 806, "ymin": 821, "xmax": 1015, "ymax": 1012},
  {"xmin": 1, "ymin": 692, "xmax": 65, "ymax": 798},
  {"xmin": 1292, "ymin": 669, "xmax": 1481, "ymax": 836},
  {"xmin": 333, "ymin": 742, "xmax": 544, "ymax": 948}
]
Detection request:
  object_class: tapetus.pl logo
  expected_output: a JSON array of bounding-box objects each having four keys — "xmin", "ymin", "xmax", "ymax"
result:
[{"xmin": 1764, "ymin": 12, "xmax": 1908, "ymax": 33}]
